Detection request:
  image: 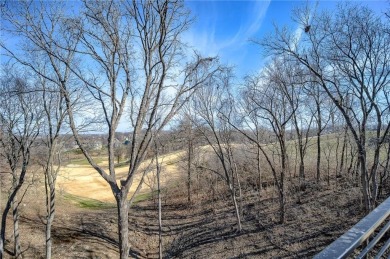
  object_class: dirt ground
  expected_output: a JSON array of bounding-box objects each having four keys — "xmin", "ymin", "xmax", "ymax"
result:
[
  {"xmin": 2, "ymin": 173, "xmax": 381, "ymax": 259},
  {"xmin": 1, "ymin": 148, "xmax": 389, "ymax": 258}
]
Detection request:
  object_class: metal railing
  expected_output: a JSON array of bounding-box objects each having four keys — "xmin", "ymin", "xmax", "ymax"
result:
[{"xmin": 315, "ymin": 196, "xmax": 390, "ymax": 259}]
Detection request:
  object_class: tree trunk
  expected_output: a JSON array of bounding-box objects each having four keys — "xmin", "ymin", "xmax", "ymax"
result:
[
  {"xmin": 156, "ymin": 151, "xmax": 163, "ymax": 259},
  {"xmin": 279, "ymin": 131, "xmax": 287, "ymax": 224},
  {"xmin": 230, "ymin": 159, "xmax": 243, "ymax": 218},
  {"xmin": 339, "ymin": 127, "xmax": 348, "ymax": 177},
  {"xmin": 0, "ymin": 173, "xmax": 26, "ymax": 259},
  {"xmin": 335, "ymin": 135, "xmax": 341, "ymax": 180},
  {"xmin": 257, "ymin": 146, "xmax": 262, "ymax": 195},
  {"xmin": 298, "ymin": 147, "xmax": 305, "ymax": 181},
  {"xmin": 316, "ymin": 134, "xmax": 321, "ymax": 183},
  {"xmin": 45, "ymin": 218, "xmax": 52, "ymax": 259},
  {"xmin": 370, "ymin": 138, "xmax": 382, "ymax": 207},
  {"xmin": 12, "ymin": 199, "xmax": 21, "ymax": 258},
  {"xmin": 316, "ymin": 101, "xmax": 322, "ymax": 183},
  {"xmin": 235, "ymin": 166, "xmax": 243, "ymax": 218},
  {"xmin": 359, "ymin": 152, "xmax": 372, "ymax": 212},
  {"xmin": 229, "ymin": 183, "xmax": 242, "ymax": 232},
  {"xmin": 299, "ymin": 161, "xmax": 304, "ymax": 185},
  {"xmin": 116, "ymin": 194, "xmax": 129, "ymax": 259},
  {"xmin": 0, "ymin": 201, "xmax": 11, "ymax": 259},
  {"xmin": 187, "ymin": 138, "xmax": 193, "ymax": 203},
  {"xmin": 327, "ymin": 155, "xmax": 330, "ymax": 186},
  {"xmin": 45, "ymin": 184, "xmax": 55, "ymax": 259}
]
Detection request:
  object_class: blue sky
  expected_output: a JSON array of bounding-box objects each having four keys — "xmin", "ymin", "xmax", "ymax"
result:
[{"xmin": 183, "ymin": 0, "xmax": 389, "ymax": 78}]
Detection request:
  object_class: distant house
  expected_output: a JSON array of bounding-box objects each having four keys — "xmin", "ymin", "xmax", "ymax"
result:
[
  {"xmin": 62, "ymin": 137, "xmax": 103, "ymax": 151},
  {"xmin": 87, "ymin": 140, "xmax": 103, "ymax": 151},
  {"xmin": 63, "ymin": 141, "xmax": 80, "ymax": 151}
]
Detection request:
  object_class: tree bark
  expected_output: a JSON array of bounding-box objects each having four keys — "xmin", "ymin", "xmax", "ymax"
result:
[
  {"xmin": 116, "ymin": 194, "xmax": 129, "ymax": 259},
  {"xmin": 234, "ymin": 164, "xmax": 243, "ymax": 217},
  {"xmin": 338, "ymin": 127, "xmax": 348, "ymax": 177},
  {"xmin": 279, "ymin": 131, "xmax": 287, "ymax": 224},
  {"xmin": 229, "ymin": 183, "xmax": 242, "ymax": 232},
  {"xmin": 12, "ymin": 199, "xmax": 21, "ymax": 258},
  {"xmin": 0, "ymin": 166, "xmax": 28, "ymax": 259},
  {"xmin": 316, "ymin": 100, "xmax": 322, "ymax": 183},
  {"xmin": 187, "ymin": 136, "xmax": 193, "ymax": 203},
  {"xmin": 45, "ymin": 181, "xmax": 55, "ymax": 259},
  {"xmin": 359, "ymin": 150, "xmax": 372, "ymax": 211},
  {"xmin": 316, "ymin": 132, "xmax": 321, "ymax": 183},
  {"xmin": 45, "ymin": 217, "xmax": 52, "ymax": 259},
  {"xmin": 157, "ymin": 154, "xmax": 163, "ymax": 259},
  {"xmin": 257, "ymin": 146, "xmax": 262, "ymax": 194}
]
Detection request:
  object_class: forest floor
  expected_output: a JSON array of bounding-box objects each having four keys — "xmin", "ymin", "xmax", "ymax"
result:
[
  {"xmin": 2, "ymin": 177, "xmax": 377, "ymax": 258},
  {"xmin": 1, "ymin": 151, "xmax": 389, "ymax": 258}
]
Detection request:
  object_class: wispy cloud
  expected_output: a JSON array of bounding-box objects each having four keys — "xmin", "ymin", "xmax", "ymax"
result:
[
  {"xmin": 239, "ymin": 0, "xmax": 271, "ymax": 42},
  {"xmin": 183, "ymin": 1, "xmax": 271, "ymax": 58},
  {"xmin": 222, "ymin": 0, "xmax": 270, "ymax": 52}
]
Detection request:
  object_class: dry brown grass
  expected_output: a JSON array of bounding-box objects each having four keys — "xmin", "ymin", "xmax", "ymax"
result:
[
  {"xmin": 1, "ymin": 140, "xmax": 388, "ymax": 258},
  {"xmin": 57, "ymin": 150, "xmax": 185, "ymax": 202}
]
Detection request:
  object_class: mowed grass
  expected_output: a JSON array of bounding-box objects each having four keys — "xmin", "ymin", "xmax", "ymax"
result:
[
  {"xmin": 63, "ymin": 191, "xmax": 154, "ymax": 209},
  {"xmin": 131, "ymin": 191, "xmax": 154, "ymax": 203},
  {"xmin": 68, "ymin": 157, "xmax": 105, "ymax": 166},
  {"xmin": 63, "ymin": 193, "xmax": 116, "ymax": 209},
  {"xmin": 62, "ymin": 131, "xmax": 384, "ymax": 209},
  {"xmin": 114, "ymin": 160, "xmax": 130, "ymax": 168}
]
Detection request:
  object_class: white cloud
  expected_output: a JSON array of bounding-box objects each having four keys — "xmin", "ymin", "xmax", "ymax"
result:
[{"xmin": 183, "ymin": 1, "xmax": 270, "ymax": 57}]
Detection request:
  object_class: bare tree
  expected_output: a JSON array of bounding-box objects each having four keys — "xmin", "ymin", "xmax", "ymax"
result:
[
  {"xmin": 239, "ymin": 94, "xmax": 266, "ymax": 195},
  {"xmin": 0, "ymin": 72, "xmax": 42, "ymax": 259},
  {"xmin": 152, "ymin": 139, "xmax": 164, "ymax": 259},
  {"xmin": 304, "ymin": 78, "xmax": 330, "ymax": 183},
  {"xmin": 37, "ymin": 73, "xmax": 67, "ymax": 259},
  {"xmin": 177, "ymin": 106, "xmax": 198, "ymax": 203},
  {"xmin": 261, "ymin": 3, "xmax": 390, "ymax": 211},
  {"xmin": 1, "ymin": 1, "xmax": 219, "ymax": 257},
  {"xmin": 267, "ymin": 60, "xmax": 314, "ymax": 197},
  {"xmin": 193, "ymin": 68, "xmax": 243, "ymax": 232},
  {"xmin": 237, "ymin": 61, "xmax": 296, "ymax": 224}
]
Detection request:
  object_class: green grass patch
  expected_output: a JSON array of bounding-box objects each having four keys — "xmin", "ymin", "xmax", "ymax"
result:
[
  {"xmin": 131, "ymin": 191, "xmax": 154, "ymax": 204},
  {"xmin": 69, "ymin": 157, "xmax": 104, "ymax": 166},
  {"xmin": 63, "ymin": 193, "xmax": 115, "ymax": 209},
  {"xmin": 63, "ymin": 191, "xmax": 154, "ymax": 209},
  {"xmin": 115, "ymin": 160, "xmax": 130, "ymax": 168}
]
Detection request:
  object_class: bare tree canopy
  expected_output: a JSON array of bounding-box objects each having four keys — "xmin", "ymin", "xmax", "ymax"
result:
[
  {"xmin": 0, "ymin": 1, "xmax": 389, "ymax": 258},
  {"xmin": 259, "ymin": 3, "xmax": 390, "ymax": 211},
  {"xmin": 0, "ymin": 69, "xmax": 43, "ymax": 258}
]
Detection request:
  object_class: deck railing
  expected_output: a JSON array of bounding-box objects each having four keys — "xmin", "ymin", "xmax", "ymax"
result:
[{"xmin": 315, "ymin": 196, "xmax": 390, "ymax": 259}]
